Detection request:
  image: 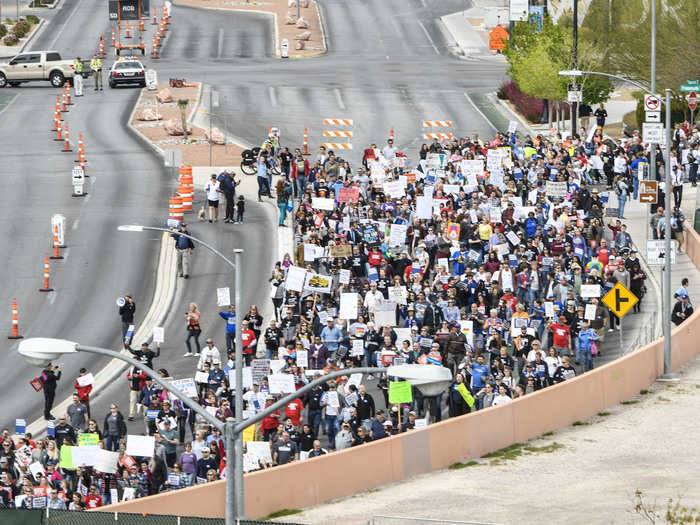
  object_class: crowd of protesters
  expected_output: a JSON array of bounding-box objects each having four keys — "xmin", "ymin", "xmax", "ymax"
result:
[{"xmin": 2, "ymin": 120, "xmax": 698, "ymax": 511}]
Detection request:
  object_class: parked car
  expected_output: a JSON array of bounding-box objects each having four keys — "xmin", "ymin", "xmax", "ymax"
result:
[{"xmin": 0, "ymin": 51, "xmax": 75, "ymax": 88}]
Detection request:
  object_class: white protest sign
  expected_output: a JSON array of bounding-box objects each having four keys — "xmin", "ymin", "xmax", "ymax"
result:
[
  {"xmin": 388, "ymin": 286, "xmax": 407, "ymax": 305},
  {"xmin": 460, "ymin": 159, "xmax": 484, "ymax": 177},
  {"xmin": 384, "ymin": 180, "xmax": 405, "ymax": 199},
  {"xmin": 285, "ymin": 266, "xmax": 307, "ymax": 292},
  {"xmin": 268, "ymin": 373, "xmax": 296, "ymax": 394},
  {"xmin": 247, "ymin": 441, "xmax": 273, "ymax": 464},
  {"xmin": 348, "ymin": 373, "xmax": 363, "ymax": 387},
  {"xmin": 270, "ymin": 359, "xmax": 286, "ymax": 373},
  {"xmin": 327, "ymin": 391, "xmax": 340, "ymax": 408},
  {"xmin": 414, "ymin": 418, "xmax": 427, "ymax": 428},
  {"xmin": 152, "ymin": 326, "xmax": 165, "ymax": 344},
  {"xmin": 545, "ymin": 181, "xmax": 567, "ymax": 199},
  {"xmin": 312, "ymin": 197, "xmax": 334, "ymax": 211},
  {"xmin": 304, "ymin": 272, "xmax": 332, "ymax": 294},
  {"xmin": 373, "ymin": 301, "xmax": 396, "ymax": 328},
  {"xmin": 506, "ymin": 231, "xmax": 520, "ymax": 246},
  {"xmin": 29, "ymin": 462, "xmax": 45, "ymax": 480},
  {"xmin": 195, "ymin": 371, "xmax": 209, "ymax": 384},
  {"xmin": 94, "ymin": 449, "xmax": 120, "ymax": 474},
  {"xmin": 490, "ymin": 207, "xmax": 502, "ymax": 223},
  {"xmin": 171, "ymin": 378, "xmax": 198, "ymax": 398},
  {"xmin": 389, "ymin": 224, "xmax": 408, "ymax": 246},
  {"xmin": 508, "ymin": 121, "xmax": 518, "ymax": 133},
  {"xmin": 584, "ymin": 304, "xmax": 597, "ymax": 321},
  {"xmin": 339, "ymin": 293, "xmax": 359, "ymax": 320},
  {"xmin": 125, "ymin": 435, "xmax": 155, "ymax": 457},
  {"xmin": 416, "ymin": 196, "xmax": 433, "ymax": 219},
  {"xmin": 296, "ymin": 350, "xmax": 308, "ymax": 368},
  {"xmin": 338, "ymin": 269, "xmax": 350, "ymax": 285},
  {"xmin": 544, "ymin": 302, "xmax": 555, "ymax": 318},
  {"xmin": 443, "ymin": 184, "xmax": 460, "ymax": 195},
  {"xmin": 228, "ymin": 368, "xmax": 254, "ymax": 391},
  {"xmin": 216, "ymin": 287, "xmax": 231, "ymax": 307},
  {"xmin": 351, "ymin": 339, "xmax": 364, "ymax": 356},
  {"xmin": 76, "ymin": 373, "xmax": 94, "ymax": 388},
  {"xmin": 580, "ymin": 284, "xmax": 601, "ymax": 298}
]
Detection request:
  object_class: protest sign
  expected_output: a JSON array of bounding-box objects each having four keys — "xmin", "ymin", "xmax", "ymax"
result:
[
  {"xmin": 388, "ymin": 381, "xmax": 413, "ymax": 404},
  {"xmin": 584, "ymin": 304, "xmax": 597, "ymax": 321},
  {"xmin": 152, "ymin": 326, "xmax": 165, "ymax": 344},
  {"xmin": 348, "ymin": 373, "xmax": 363, "ymax": 388},
  {"xmin": 330, "ymin": 244, "xmax": 352, "ymax": 258},
  {"xmin": 76, "ymin": 374, "xmax": 94, "ymax": 388},
  {"xmin": 78, "ymin": 433, "xmax": 99, "ymax": 447},
  {"xmin": 388, "ymin": 286, "xmax": 407, "ymax": 305},
  {"xmin": 311, "ymin": 197, "xmax": 334, "ymax": 210},
  {"xmin": 546, "ymin": 181, "xmax": 567, "ymax": 199},
  {"xmin": 94, "ymin": 449, "xmax": 120, "ymax": 474},
  {"xmin": 285, "ymin": 266, "xmax": 307, "ymax": 292},
  {"xmin": 389, "ymin": 223, "xmax": 408, "ymax": 246},
  {"xmin": 416, "ymin": 195, "xmax": 433, "ymax": 219},
  {"xmin": 126, "ymin": 435, "xmax": 155, "ymax": 457},
  {"xmin": 339, "ymin": 293, "xmax": 359, "ymax": 320},
  {"xmin": 304, "ymin": 272, "xmax": 332, "ymax": 294},
  {"xmin": 337, "ymin": 186, "xmax": 360, "ymax": 203},
  {"xmin": 338, "ymin": 268, "xmax": 350, "ymax": 284},
  {"xmin": 580, "ymin": 284, "xmax": 601, "ymax": 298},
  {"xmin": 252, "ymin": 359, "xmax": 271, "ymax": 383},
  {"xmin": 171, "ymin": 378, "xmax": 198, "ymax": 398},
  {"xmin": 373, "ymin": 301, "xmax": 396, "ymax": 328},
  {"xmin": 216, "ymin": 287, "xmax": 231, "ymax": 307},
  {"xmin": 351, "ymin": 339, "xmax": 364, "ymax": 356},
  {"xmin": 296, "ymin": 350, "xmax": 308, "ymax": 368},
  {"xmin": 268, "ymin": 374, "xmax": 296, "ymax": 394},
  {"xmin": 247, "ymin": 441, "xmax": 273, "ymax": 464}
]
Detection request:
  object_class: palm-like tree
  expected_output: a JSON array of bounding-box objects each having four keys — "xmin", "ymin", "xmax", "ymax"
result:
[{"xmin": 177, "ymin": 98, "xmax": 189, "ymax": 142}]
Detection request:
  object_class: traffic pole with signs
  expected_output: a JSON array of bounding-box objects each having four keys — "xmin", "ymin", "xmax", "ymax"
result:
[
  {"xmin": 601, "ymin": 281, "xmax": 639, "ymax": 351},
  {"xmin": 638, "ymin": 180, "xmax": 658, "ymax": 204},
  {"xmin": 72, "ymin": 166, "xmax": 86, "ymax": 197}
]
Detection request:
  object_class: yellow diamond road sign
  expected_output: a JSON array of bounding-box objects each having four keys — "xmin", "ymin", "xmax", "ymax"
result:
[{"xmin": 602, "ymin": 282, "xmax": 639, "ymax": 319}]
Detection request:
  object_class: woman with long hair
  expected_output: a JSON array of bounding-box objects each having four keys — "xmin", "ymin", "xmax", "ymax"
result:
[{"xmin": 184, "ymin": 303, "xmax": 201, "ymax": 357}]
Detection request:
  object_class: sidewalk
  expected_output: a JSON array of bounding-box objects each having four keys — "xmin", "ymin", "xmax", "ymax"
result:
[{"xmin": 439, "ymin": 0, "xmax": 507, "ymax": 61}]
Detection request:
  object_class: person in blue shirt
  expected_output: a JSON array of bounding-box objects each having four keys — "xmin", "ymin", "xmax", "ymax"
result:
[
  {"xmin": 450, "ymin": 244, "xmax": 469, "ymax": 276},
  {"xmin": 577, "ymin": 320, "xmax": 599, "ymax": 372},
  {"xmin": 629, "ymin": 153, "xmax": 648, "ymax": 199},
  {"xmin": 321, "ymin": 318, "xmax": 343, "ymax": 356},
  {"xmin": 470, "ymin": 355, "xmax": 489, "ymax": 398},
  {"xmin": 525, "ymin": 212, "xmax": 538, "ymax": 238},
  {"xmin": 207, "ymin": 360, "xmax": 226, "ymax": 392},
  {"xmin": 218, "ymin": 305, "xmax": 236, "ymax": 353}
]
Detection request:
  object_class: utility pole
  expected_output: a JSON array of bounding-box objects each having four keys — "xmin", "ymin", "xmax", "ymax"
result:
[
  {"xmin": 571, "ymin": 0, "xmax": 578, "ymax": 137},
  {"xmin": 662, "ymin": 88, "xmax": 673, "ymax": 378},
  {"xmin": 649, "ymin": 0, "xmax": 657, "ymax": 186}
]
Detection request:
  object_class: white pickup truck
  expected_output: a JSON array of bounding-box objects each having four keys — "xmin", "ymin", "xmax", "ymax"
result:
[{"xmin": 0, "ymin": 50, "xmax": 75, "ymax": 88}]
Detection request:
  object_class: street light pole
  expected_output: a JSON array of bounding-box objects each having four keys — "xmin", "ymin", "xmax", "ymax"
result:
[
  {"xmin": 662, "ymin": 87, "xmax": 673, "ymax": 377},
  {"xmin": 118, "ymin": 225, "xmax": 244, "ymax": 518},
  {"xmin": 649, "ymin": 0, "xmax": 657, "ymax": 186},
  {"xmin": 571, "ymin": 0, "xmax": 578, "ymax": 136}
]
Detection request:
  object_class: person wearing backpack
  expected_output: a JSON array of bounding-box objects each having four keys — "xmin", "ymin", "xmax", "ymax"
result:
[{"xmin": 614, "ymin": 176, "xmax": 629, "ymax": 219}]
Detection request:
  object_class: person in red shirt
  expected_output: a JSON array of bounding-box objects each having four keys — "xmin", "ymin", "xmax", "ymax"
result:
[
  {"xmin": 260, "ymin": 398, "xmax": 280, "ymax": 441},
  {"xmin": 548, "ymin": 315, "xmax": 572, "ymax": 356},
  {"xmin": 240, "ymin": 320, "xmax": 257, "ymax": 366},
  {"xmin": 74, "ymin": 368, "xmax": 93, "ymax": 417},
  {"xmin": 597, "ymin": 239, "xmax": 610, "ymax": 267},
  {"xmin": 367, "ymin": 248, "xmax": 383, "ymax": 267},
  {"xmin": 84, "ymin": 484, "xmax": 103, "ymax": 508},
  {"xmin": 284, "ymin": 398, "xmax": 304, "ymax": 427}
]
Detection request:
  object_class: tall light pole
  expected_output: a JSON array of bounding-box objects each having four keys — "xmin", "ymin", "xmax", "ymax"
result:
[
  {"xmin": 559, "ymin": 70, "xmax": 674, "ymax": 377},
  {"xmin": 570, "ymin": 0, "xmax": 578, "ymax": 136},
  {"xmin": 118, "ymin": 224, "xmax": 244, "ymax": 519},
  {"xmin": 649, "ymin": 0, "xmax": 657, "ymax": 186}
]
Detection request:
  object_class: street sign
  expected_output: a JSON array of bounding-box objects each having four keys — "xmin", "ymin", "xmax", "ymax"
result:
[
  {"xmin": 602, "ymin": 282, "xmax": 638, "ymax": 319},
  {"xmin": 688, "ymin": 92, "xmax": 697, "ymax": 112},
  {"xmin": 642, "ymin": 122, "xmax": 665, "ymax": 144},
  {"xmin": 645, "ymin": 111, "xmax": 661, "ymax": 123},
  {"xmin": 644, "ymin": 94, "xmax": 661, "ymax": 111},
  {"xmin": 681, "ymin": 80, "xmax": 699, "ymax": 92},
  {"xmin": 281, "ymin": 39, "xmax": 289, "ymax": 59},
  {"xmin": 639, "ymin": 180, "xmax": 658, "ymax": 204},
  {"xmin": 646, "ymin": 239, "xmax": 677, "ymax": 266},
  {"xmin": 567, "ymin": 90, "xmax": 582, "ymax": 103},
  {"xmin": 71, "ymin": 166, "xmax": 86, "ymax": 197}
]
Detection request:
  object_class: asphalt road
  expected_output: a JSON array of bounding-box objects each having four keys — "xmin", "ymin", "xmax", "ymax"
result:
[{"xmin": 0, "ymin": 0, "xmax": 508, "ymax": 436}]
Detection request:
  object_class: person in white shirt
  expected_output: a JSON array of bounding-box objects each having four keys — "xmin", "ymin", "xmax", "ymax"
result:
[
  {"xmin": 197, "ymin": 338, "xmax": 221, "ymax": 371},
  {"xmin": 204, "ymin": 174, "xmax": 221, "ymax": 222},
  {"xmin": 492, "ymin": 385, "xmax": 512, "ymax": 406},
  {"xmin": 381, "ymin": 138, "xmax": 397, "ymax": 160},
  {"xmin": 363, "ymin": 281, "xmax": 384, "ymax": 314}
]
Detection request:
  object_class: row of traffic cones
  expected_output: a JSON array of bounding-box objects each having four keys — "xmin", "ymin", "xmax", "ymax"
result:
[
  {"xmin": 7, "ymin": 254, "xmax": 57, "ymax": 336},
  {"xmin": 152, "ymin": 4, "xmax": 170, "ymax": 59}
]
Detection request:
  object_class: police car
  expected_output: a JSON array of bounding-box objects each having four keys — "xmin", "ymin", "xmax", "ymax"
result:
[{"xmin": 108, "ymin": 57, "xmax": 146, "ymax": 88}]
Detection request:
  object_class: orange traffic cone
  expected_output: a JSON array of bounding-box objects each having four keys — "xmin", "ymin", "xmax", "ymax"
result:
[
  {"xmin": 63, "ymin": 123, "xmax": 72, "ymax": 152},
  {"xmin": 61, "ymin": 91, "xmax": 67, "ymax": 112},
  {"xmin": 99, "ymin": 36, "xmax": 105, "ymax": 59},
  {"xmin": 111, "ymin": 27, "xmax": 116, "ymax": 47},
  {"xmin": 153, "ymin": 7, "xmax": 157, "ymax": 25},
  {"xmin": 66, "ymin": 81, "xmax": 72, "ymax": 105},
  {"xmin": 54, "ymin": 120, "xmax": 63, "ymax": 141},
  {"xmin": 303, "ymin": 127, "xmax": 309, "ymax": 155},
  {"xmin": 50, "ymin": 230, "xmax": 63, "ymax": 260},
  {"xmin": 39, "ymin": 255, "xmax": 53, "ymax": 292},
  {"xmin": 8, "ymin": 299, "xmax": 23, "ymax": 340}
]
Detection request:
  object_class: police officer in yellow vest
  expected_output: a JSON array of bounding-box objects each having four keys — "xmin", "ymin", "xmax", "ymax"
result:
[
  {"xmin": 90, "ymin": 54, "xmax": 102, "ymax": 91},
  {"xmin": 74, "ymin": 57, "xmax": 83, "ymax": 76}
]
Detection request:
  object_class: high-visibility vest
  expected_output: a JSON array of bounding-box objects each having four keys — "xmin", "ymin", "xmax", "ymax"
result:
[
  {"xmin": 74, "ymin": 60, "xmax": 82, "ymax": 73},
  {"xmin": 90, "ymin": 58, "xmax": 101, "ymax": 70}
]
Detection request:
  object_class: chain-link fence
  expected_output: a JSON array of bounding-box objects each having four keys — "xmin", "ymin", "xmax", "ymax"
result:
[{"xmin": 0, "ymin": 508, "xmax": 305, "ymax": 525}]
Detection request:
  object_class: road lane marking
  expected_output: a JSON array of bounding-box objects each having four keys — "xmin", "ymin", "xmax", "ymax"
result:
[
  {"xmin": 48, "ymin": 291, "xmax": 57, "ymax": 305},
  {"xmin": 62, "ymin": 248, "xmax": 70, "ymax": 260},
  {"xmin": 84, "ymin": 194, "xmax": 91, "ymax": 203},
  {"xmin": 49, "ymin": 0, "xmax": 85, "ymax": 50},
  {"xmin": 463, "ymin": 92, "xmax": 498, "ymax": 133},
  {"xmin": 90, "ymin": 177, "xmax": 96, "ymax": 186},
  {"xmin": 72, "ymin": 219, "xmax": 79, "ymax": 230},
  {"xmin": 268, "ymin": 86, "xmax": 277, "ymax": 107},
  {"xmin": 419, "ymin": 21, "xmax": 440, "ymax": 55},
  {"xmin": 334, "ymin": 88, "xmax": 346, "ymax": 110}
]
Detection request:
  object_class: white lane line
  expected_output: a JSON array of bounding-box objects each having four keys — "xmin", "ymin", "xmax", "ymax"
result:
[
  {"xmin": 419, "ymin": 21, "xmax": 440, "ymax": 55},
  {"xmin": 217, "ymin": 28, "xmax": 224, "ymax": 58},
  {"xmin": 84, "ymin": 194, "xmax": 91, "ymax": 203},
  {"xmin": 72, "ymin": 219, "xmax": 80, "ymax": 230},
  {"xmin": 268, "ymin": 86, "xmax": 277, "ymax": 107},
  {"xmin": 0, "ymin": 93, "xmax": 18, "ymax": 116},
  {"xmin": 463, "ymin": 92, "xmax": 498, "ymax": 133},
  {"xmin": 48, "ymin": 291, "xmax": 57, "ymax": 305},
  {"xmin": 90, "ymin": 176, "xmax": 97, "ymax": 186},
  {"xmin": 333, "ymin": 88, "xmax": 346, "ymax": 110},
  {"xmin": 49, "ymin": 0, "xmax": 85, "ymax": 50},
  {"xmin": 385, "ymin": 55, "xmax": 390, "ymax": 61}
]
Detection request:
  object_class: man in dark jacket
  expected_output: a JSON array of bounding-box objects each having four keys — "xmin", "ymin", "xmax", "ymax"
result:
[
  {"xmin": 672, "ymin": 293, "xmax": 694, "ymax": 326},
  {"xmin": 171, "ymin": 223, "xmax": 195, "ymax": 278},
  {"xmin": 196, "ymin": 447, "xmax": 219, "ymax": 479},
  {"xmin": 40, "ymin": 363, "xmax": 61, "ymax": 420},
  {"xmin": 218, "ymin": 170, "xmax": 239, "ymax": 223},
  {"xmin": 119, "ymin": 295, "xmax": 136, "ymax": 339}
]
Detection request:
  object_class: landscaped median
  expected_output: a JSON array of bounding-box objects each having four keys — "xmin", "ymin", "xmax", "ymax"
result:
[
  {"xmin": 172, "ymin": 0, "xmax": 326, "ymax": 57},
  {"xmin": 129, "ymin": 81, "xmax": 244, "ymax": 166}
]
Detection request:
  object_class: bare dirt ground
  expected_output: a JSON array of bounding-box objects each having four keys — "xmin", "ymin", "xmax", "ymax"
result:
[{"xmin": 281, "ymin": 354, "xmax": 700, "ymax": 525}]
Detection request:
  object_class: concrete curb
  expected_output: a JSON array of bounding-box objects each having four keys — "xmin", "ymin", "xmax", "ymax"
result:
[
  {"xmin": 127, "ymin": 88, "xmax": 165, "ymax": 157},
  {"xmin": 19, "ymin": 18, "xmax": 46, "ymax": 53},
  {"xmin": 26, "ymin": 234, "xmax": 178, "ymax": 437}
]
